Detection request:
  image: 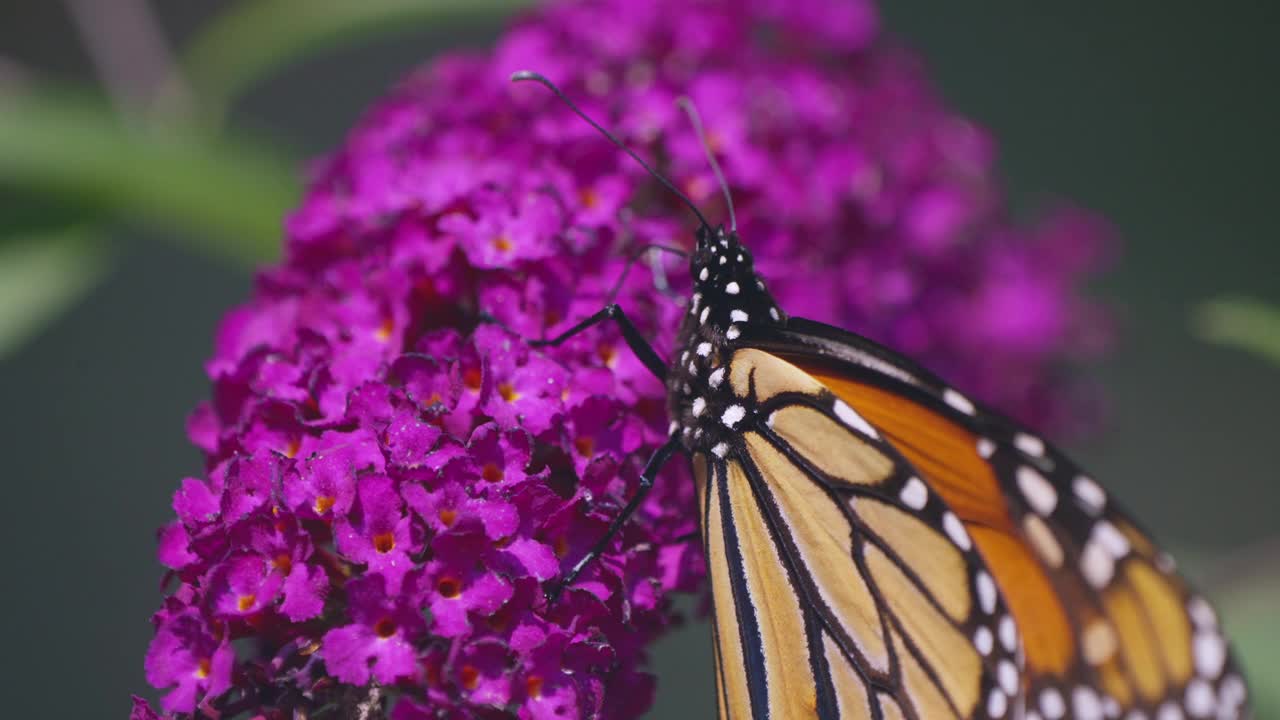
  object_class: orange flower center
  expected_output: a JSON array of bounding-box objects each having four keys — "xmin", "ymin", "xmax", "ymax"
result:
[
  {"xmin": 373, "ymin": 616, "xmax": 397, "ymax": 639},
  {"xmin": 236, "ymin": 594, "xmax": 256, "ymax": 612},
  {"xmin": 595, "ymin": 342, "xmax": 617, "ymax": 367},
  {"xmin": 438, "ymin": 508, "xmax": 457, "ymax": 526},
  {"xmin": 463, "ymin": 367, "xmax": 483, "ymax": 391},
  {"xmin": 574, "ymin": 435, "xmax": 595, "ymax": 458},
  {"xmin": 195, "ymin": 658, "xmax": 212, "ymax": 679},
  {"xmin": 374, "ymin": 316, "xmax": 394, "ymax": 342},
  {"xmin": 497, "ymin": 382, "xmax": 520, "ymax": 402},
  {"xmin": 481, "ymin": 463, "xmax": 504, "ymax": 483},
  {"xmin": 272, "ymin": 553, "xmax": 292, "ymax": 573},
  {"xmin": 578, "ymin": 187, "xmax": 598, "ymax": 208},
  {"xmin": 437, "ymin": 576, "xmax": 462, "ymax": 598},
  {"xmin": 492, "ymin": 235, "xmax": 513, "ymax": 252},
  {"xmin": 313, "ymin": 495, "xmax": 335, "ymax": 515},
  {"xmin": 460, "ymin": 664, "xmax": 480, "ymax": 690},
  {"xmin": 373, "ymin": 532, "xmax": 395, "ymax": 554},
  {"xmin": 526, "ymin": 675, "xmax": 544, "ymax": 698}
]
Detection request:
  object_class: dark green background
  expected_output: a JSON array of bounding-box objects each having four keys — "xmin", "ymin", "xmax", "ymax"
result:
[{"xmin": 1, "ymin": 2, "xmax": 1275, "ymax": 717}]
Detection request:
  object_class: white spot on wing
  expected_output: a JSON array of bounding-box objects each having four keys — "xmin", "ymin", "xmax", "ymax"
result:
[
  {"xmin": 988, "ymin": 689, "xmax": 1008, "ymax": 718},
  {"xmin": 1017, "ymin": 465, "xmax": 1058, "ymax": 515},
  {"xmin": 998, "ymin": 659, "xmax": 1019, "ymax": 694},
  {"xmin": 1015, "ymin": 432, "xmax": 1046, "ymax": 456},
  {"xmin": 1073, "ymin": 475, "xmax": 1106, "ymax": 513},
  {"xmin": 1072, "ymin": 686, "xmax": 1103, "ymax": 720},
  {"xmin": 943, "ymin": 388, "xmax": 976, "ymax": 415},
  {"xmin": 726, "ymin": 325, "xmax": 741, "ymax": 340},
  {"xmin": 1193, "ymin": 631, "xmax": 1226, "ymax": 678},
  {"xmin": 832, "ymin": 399, "xmax": 879, "ymax": 439},
  {"xmin": 1187, "ymin": 596, "xmax": 1218, "ymax": 630},
  {"xmin": 974, "ymin": 626, "xmax": 994, "ymax": 656},
  {"xmin": 1080, "ymin": 542, "xmax": 1115, "ymax": 589},
  {"xmin": 977, "ymin": 437, "xmax": 997, "ymax": 458},
  {"xmin": 1039, "ymin": 688, "xmax": 1065, "ymax": 719},
  {"xmin": 711, "ymin": 442, "xmax": 729, "ymax": 458},
  {"xmin": 1185, "ymin": 679, "xmax": 1214, "ymax": 718},
  {"xmin": 725, "ymin": 281, "xmax": 740, "ymax": 295},
  {"xmin": 999, "ymin": 614, "xmax": 1018, "ymax": 651},
  {"xmin": 976, "ymin": 571, "xmax": 997, "ymax": 614},
  {"xmin": 899, "ymin": 477, "xmax": 928, "ymax": 510},
  {"xmin": 1092, "ymin": 520, "xmax": 1131, "ymax": 558},
  {"xmin": 943, "ymin": 512, "xmax": 972, "ymax": 550}
]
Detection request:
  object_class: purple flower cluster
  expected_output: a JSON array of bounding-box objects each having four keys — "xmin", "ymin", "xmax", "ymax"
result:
[{"xmin": 140, "ymin": 0, "xmax": 1111, "ymax": 716}]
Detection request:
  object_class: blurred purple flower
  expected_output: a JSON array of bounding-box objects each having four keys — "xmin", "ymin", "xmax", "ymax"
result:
[{"xmin": 140, "ymin": 0, "xmax": 1111, "ymax": 716}]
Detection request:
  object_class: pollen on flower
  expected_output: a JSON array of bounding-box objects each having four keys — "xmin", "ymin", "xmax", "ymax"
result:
[
  {"xmin": 480, "ymin": 463, "xmax": 503, "ymax": 482},
  {"xmin": 497, "ymin": 382, "xmax": 520, "ymax": 402},
  {"xmin": 578, "ymin": 187, "xmax": 599, "ymax": 208},
  {"xmin": 574, "ymin": 435, "xmax": 596, "ymax": 458},
  {"xmin": 374, "ymin": 316, "xmax": 395, "ymax": 342},
  {"xmin": 237, "ymin": 594, "xmax": 256, "ymax": 612},
  {"xmin": 437, "ymin": 508, "xmax": 457, "ymax": 526},
  {"xmin": 195, "ymin": 658, "xmax": 211, "ymax": 679},
  {"xmin": 372, "ymin": 532, "xmax": 395, "ymax": 554},
  {"xmin": 491, "ymin": 235, "xmax": 513, "ymax": 252},
  {"xmin": 313, "ymin": 495, "xmax": 335, "ymax": 515},
  {"xmin": 272, "ymin": 553, "xmax": 292, "ymax": 573}
]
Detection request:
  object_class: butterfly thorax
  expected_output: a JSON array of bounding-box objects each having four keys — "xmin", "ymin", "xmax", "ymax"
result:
[{"xmin": 667, "ymin": 226, "xmax": 786, "ymax": 452}]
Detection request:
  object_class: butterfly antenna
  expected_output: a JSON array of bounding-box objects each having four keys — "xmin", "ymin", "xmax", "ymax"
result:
[
  {"xmin": 511, "ymin": 70, "xmax": 712, "ymax": 231},
  {"xmin": 676, "ymin": 96, "xmax": 736, "ymax": 232}
]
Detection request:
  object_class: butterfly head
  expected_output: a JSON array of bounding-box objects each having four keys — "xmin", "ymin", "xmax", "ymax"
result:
[{"xmin": 688, "ymin": 224, "xmax": 785, "ymax": 334}]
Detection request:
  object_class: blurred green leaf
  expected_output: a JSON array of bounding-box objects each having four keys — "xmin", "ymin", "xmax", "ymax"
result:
[
  {"xmin": 0, "ymin": 228, "xmax": 108, "ymax": 358},
  {"xmin": 0, "ymin": 90, "xmax": 297, "ymax": 264},
  {"xmin": 1218, "ymin": 572, "xmax": 1280, "ymax": 716},
  {"xmin": 1192, "ymin": 297, "xmax": 1280, "ymax": 366},
  {"xmin": 182, "ymin": 0, "xmax": 532, "ymax": 124}
]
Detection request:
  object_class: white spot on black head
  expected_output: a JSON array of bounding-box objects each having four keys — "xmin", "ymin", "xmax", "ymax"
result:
[
  {"xmin": 691, "ymin": 397, "xmax": 706, "ymax": 417},
  {"xmin": 699, "ymin": 306, "xmax": 710, "ymax": 324},
  {"xmin": 699, "ymin": 267, "xmax": 709, "ymax": 281},
  {"xmin": 769, "ymin": 307, "xmax": 780, "ymax": 321},
  {"xmin": 722, "ymin": 405, "xmax": 746, "ymax": 428},
  {"xmin": 719, "ymin": 255, "xmax": 727, "ymax": 265},
  {"xmin": 730, "ymin": 309, "xmax": 749, "ymax": 322},
  {"xmin": 725, "ymin": 281, "xmax": 740, "ymax": 295},
  {"xmin": 726, "ymin": 326, "xmax": 741, "ymax": 340},
  {"xmin": 696, "ymin": 342, "xmax": 712, "ymax": 357},
  {"xmin": 712, "ymin": 442, "xmax": 729, "ymax": 458},
  {"xmin": 708, "ymin": 367, "xmax": 725, "ymax": 388}
]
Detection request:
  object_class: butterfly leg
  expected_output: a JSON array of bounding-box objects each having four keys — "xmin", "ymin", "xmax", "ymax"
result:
[
  {"xmin": 547, "ymin": 433, "xmax": 684, "ymax": 602},
  {"xmin": 530, "ymin": 303, "xmax": 668, "ymax": 380}
]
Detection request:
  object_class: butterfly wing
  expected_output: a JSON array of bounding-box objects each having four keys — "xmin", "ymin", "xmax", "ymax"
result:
[
  {"xmin": 739, "ymin": 317, "xmax": 1250, "ymax": 720},
  {"xmin": 698, "ymin": 346, "xmax": 1023, "ymax": 719}
]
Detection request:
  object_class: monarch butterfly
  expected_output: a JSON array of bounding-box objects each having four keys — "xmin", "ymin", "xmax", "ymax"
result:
[{"xmin": 511, "ymin": 71, "xmax": 1250, "ymax": 720}]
